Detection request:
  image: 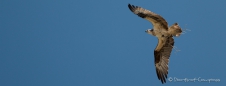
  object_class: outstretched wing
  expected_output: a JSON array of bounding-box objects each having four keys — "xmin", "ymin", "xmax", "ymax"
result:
[
  {"xmin": 154, "ymin": 36, "xmax": 174, "ymax": 84},
  {"xmin": 128, "ymin": 4, "xmax": 168, "ymax": 30}
]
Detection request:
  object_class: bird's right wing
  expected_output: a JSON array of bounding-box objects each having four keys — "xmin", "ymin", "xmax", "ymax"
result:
[{"xmin": 128, "ymin": 4, "xmax": 168, "ymax": 30}]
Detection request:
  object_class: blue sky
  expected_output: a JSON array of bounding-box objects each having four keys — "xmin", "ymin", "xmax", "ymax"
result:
[{"xmin": 1, "ymin": 0, "xmax": 225, "ymax": 86}]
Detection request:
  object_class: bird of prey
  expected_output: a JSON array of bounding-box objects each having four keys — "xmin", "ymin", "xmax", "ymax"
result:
[{"xmin": 128, "ymin": 4, "xmax": 182, "ymax": 84}]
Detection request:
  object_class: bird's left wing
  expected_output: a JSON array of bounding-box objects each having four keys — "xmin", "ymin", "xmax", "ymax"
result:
[{"xmin": 154, "ymin": 36, "xmax": 174, "ymax": 84}]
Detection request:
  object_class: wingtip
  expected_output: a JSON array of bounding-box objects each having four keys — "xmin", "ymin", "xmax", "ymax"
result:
[
  {"xmin": 128, "ymin": 3, "xmax": 132, "ymax": 8},
  {"xmin": 128, "ymin": 3, "xmax": 133, "ymax": 12},
  {"xmin": 128, "ymin": 3, "xmax": 131, "ymax": 6},
  {"xmin": 156, "ymin": 68, "xmax": 167, "ymax": 84},
  {"xmin": 160, "ymin": 77, "xmax": 166, "ymax": 84}
]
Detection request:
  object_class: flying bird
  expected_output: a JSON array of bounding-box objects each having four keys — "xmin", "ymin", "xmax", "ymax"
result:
[{"xmin": 128, "ymin": 4, "xmax": 182, "ymax": 84}]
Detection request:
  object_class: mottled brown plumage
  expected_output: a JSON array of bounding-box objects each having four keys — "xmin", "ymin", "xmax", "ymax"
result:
[{"xmin": 128, "ymin": 4, "xmax": 182, "ymax": 84}]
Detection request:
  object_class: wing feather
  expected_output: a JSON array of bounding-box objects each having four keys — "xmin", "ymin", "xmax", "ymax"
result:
[
  {"xmin": 154, "ymin": 36, "xmax": 174, "ymax": 84},
  {"xmin": 128, "ymin": 4, "xmax": 168, "ymax": 30}
]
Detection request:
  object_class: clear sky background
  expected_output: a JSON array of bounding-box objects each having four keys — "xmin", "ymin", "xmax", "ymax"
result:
[{"xmin": 1, "ymin": 0, "xmax": 225, "ymax": 86}]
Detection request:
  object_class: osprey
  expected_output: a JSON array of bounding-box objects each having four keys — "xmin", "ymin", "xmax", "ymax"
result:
[{"xmin": 128, "ymin": 4, "xmax": 182, "ymax": 84}]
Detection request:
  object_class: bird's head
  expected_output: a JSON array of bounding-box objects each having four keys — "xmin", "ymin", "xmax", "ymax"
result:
[
  {"xmin": 145, "ymin": 29, "xmax": 155, "ymax": 36},
  {"xmin": 169, "ymin": 23, "xmax": 182, "ymax": 37}
]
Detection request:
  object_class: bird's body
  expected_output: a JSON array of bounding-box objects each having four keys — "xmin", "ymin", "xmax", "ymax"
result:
[{"xmin": 128, "ymin": 4, "xmax": 182, "ymax": 84}]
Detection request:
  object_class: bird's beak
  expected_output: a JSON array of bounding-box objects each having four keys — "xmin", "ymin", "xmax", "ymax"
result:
[{"xmin": 145, "ymin": 30, "xmax": 148, "ymax": 32}]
